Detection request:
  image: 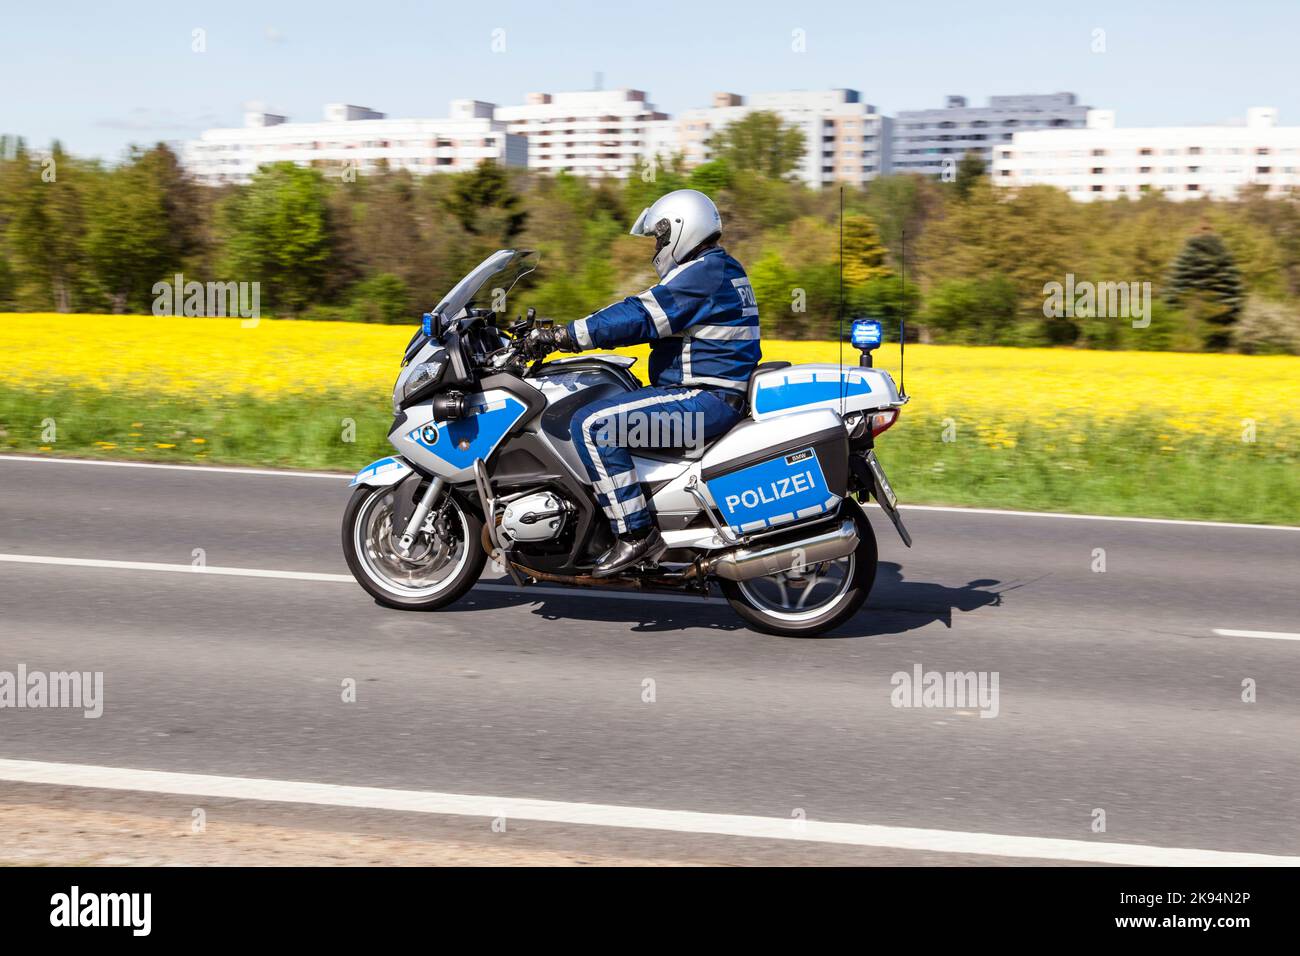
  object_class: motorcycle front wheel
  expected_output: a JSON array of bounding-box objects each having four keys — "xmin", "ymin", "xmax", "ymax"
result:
[
  {"xmin": 719, "ymin": 499, "xmax": 878, "ymax": 637},
  {"xmin": 342, "ymin": 482, "xmax": 486, "ymax": 610}
]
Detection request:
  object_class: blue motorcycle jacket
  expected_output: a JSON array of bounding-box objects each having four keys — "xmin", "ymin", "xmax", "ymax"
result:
[{"xmin": 566, "ymin": 247, "xmax": 760, "ymax": 391}]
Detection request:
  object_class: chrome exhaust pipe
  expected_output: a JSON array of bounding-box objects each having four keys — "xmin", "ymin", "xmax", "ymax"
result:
[{"xmin": 706, "ymin": 517, "xmax": 858, "ymax": 582}]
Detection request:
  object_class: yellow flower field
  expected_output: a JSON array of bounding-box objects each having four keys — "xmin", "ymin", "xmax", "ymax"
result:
[
  {"xmin": 2, "ymin": 312, "xmax": 1296, "ymax": 447},
  {"xmin": 0, "ymin": 313, "xmax": 403, "ymax": 401}
]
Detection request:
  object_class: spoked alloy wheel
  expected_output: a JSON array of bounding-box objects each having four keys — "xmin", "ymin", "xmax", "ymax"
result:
[
  {"xmin": 720, "ymin": 500, "xmax": 878, "ymax": 637},
  {"xmin": 738, "ymin": 556, "xmax": 856, "ymax": 618},
  {"xmin": 342, "ymin": 482, "xmax": 486, "ymax": 610}
]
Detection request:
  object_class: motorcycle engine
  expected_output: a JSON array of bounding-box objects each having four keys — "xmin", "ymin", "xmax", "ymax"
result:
[{"xmin": 498, "ymin": 491, "xmax": 569, "ymax": 544}]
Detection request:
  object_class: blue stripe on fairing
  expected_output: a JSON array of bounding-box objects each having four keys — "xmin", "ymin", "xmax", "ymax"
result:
[
  {"xmin": 350, "ymin": 456, "xmax": 401, "ymax": 486},
  {"xmin": 406, "ymin": 397, "xmax": 527, "ymax": 470},
  {"xmin": 752, "ymin": 374, "xmax": 873, "ymax": 415}
]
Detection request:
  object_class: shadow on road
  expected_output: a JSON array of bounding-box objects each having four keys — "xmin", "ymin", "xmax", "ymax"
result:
[
  {"xmin": 452, "ymin": 587, "xmax": 744, "ymax": 633},
  {"xmin": 839, "ymin": 562, "xmax": 1005, "ymax": 638},
  {"xmin": 441, "ymin": 561, "xmax": 1007, "ymax": 639}
]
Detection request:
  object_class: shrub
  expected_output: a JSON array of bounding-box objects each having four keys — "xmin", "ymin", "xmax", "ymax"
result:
[
  {"xmin": 1234, "ymin": 297, "xmax": 1300, "ymax": 354},
  {"xmin": 347, "ymin": 273, "xmax": 413, "ymax": 324}
]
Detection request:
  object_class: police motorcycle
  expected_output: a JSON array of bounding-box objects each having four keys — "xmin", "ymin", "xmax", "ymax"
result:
[{"xmin": 342, "ymin": 250, "xmax": 911, "ymax": 637}]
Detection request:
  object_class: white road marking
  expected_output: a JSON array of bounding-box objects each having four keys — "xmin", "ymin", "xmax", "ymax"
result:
[
  {"xmin": 3, "ymin": 453, "xmax": 1295, "ymax": 531},
  {"xmin": 0, "ymin": 454, "xmax": 345, "ymax": 480},
  {"xmin": 0, "ymin": 758, "xmax": 1291, "ymax": 866},
  {"xmin": 0, "ymin": 553, "xmax": 354, "ymax": 582},
  {"xmin": 0, "ymin": 553, "xmax": 721, "ymax": 604},
  {"xmin": 869, "ymin": 501, "xmax": 1300, "ymax": 532},
  {"xmin": 1212, "ymin": 628, "xmax": 1300, "ymax": 641}
]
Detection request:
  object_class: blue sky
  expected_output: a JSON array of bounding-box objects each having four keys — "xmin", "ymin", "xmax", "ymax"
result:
[{"xmin": 3, "ymin": 0, "xmax": 1297, "ymax": 160}]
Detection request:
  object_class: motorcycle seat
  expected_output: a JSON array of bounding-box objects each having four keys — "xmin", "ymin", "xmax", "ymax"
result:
[
  {"xmin": 636, "ymin": 365, "xmax": 786, "ymax": 461},
  {"xmin": 635, "ymin": 433, "xmax": 725, "ymax": 462},
  {"xmin": 751, "ymin": 360, "xmax": 792, "ymax": 381}
]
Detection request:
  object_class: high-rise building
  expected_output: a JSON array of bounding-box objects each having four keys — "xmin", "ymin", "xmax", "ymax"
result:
[
  {"xmin": 673, "ymin": 89, "xmax": 892, "ymax": 188},
  {"xmin": 493, "ymin": 89, "xmax": 669, "ymax": 179},
  {"xmin": 994, "ymin": 107, "xmax": 1300, "ymax": 201},
  {"xmin": 892, "ymin": 93, "xmax": 1090, "ymax": 177},
  {"xmin": 183, "ymin": 101, "xmax": 526, "ymax": 185}
]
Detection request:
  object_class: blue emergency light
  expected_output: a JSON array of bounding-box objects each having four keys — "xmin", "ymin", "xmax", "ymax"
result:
[
  {"xmin": 851, "ymin": 319, "xmax": 883, "ymax": 367},
  {"xmin": 851, "ymin": 318, "xmax": 883, "ymax": 367},
  {"xmin": 852, "ymin": 318, "xmax": 882, "ymax": 349}
]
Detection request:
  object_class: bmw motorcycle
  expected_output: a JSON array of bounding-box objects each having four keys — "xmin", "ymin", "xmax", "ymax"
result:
[{"xmin": 342, "ymin": 250, "xmax": 911, "ymax": 637}]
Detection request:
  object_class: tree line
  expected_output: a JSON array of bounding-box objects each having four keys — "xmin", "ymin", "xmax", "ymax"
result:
[{"xmin": 1, "ymin": 111, "xmax": 1298, "ymax": 353}]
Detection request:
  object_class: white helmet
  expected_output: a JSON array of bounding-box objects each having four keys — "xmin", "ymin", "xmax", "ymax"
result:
[{"xmin": 630, "ymin": 189, "xmax": 723, "ymax": 280}]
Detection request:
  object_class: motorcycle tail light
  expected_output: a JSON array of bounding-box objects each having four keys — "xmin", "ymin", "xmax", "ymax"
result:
[{"xmin": 870, "ymin": 408, "xmax": 899, "ymax": 437}]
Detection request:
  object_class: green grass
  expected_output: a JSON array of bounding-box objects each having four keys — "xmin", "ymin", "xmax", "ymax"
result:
[
  {"xmin": 881, "ymin": 418, "xmax": 1297, "ymax": 524},
  {"xmin": 0, "ymin": 387, "xmax": 394, "ymax": 471},
  {"xmin": 0, "ymin": 386, "xmax": 1295, "ymax": 524}
]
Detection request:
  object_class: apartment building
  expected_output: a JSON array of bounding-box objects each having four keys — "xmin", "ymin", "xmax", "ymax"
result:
[
  {"xmin": 492, "ymin": 89, "xmax": 669, "ymax": 179},
  {"xmin": 674, "ymin": 89, "xmax": 892, "ymax": 188},
  {"xmin": 993, "ymin": 107, "xmax": 1300, "ymax": 201},
  {"xmin": 183, "ymin": 101, "xmax": 526, "ymax": 185},
  {"xmin": 892, "ymin": 93, "xmax": 1090, "ymax": 177}
]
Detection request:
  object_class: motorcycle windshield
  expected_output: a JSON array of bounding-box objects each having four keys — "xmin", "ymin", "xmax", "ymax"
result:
[{"xmin": 432, "ymin": 249, "xmax": 536, "ymax": 321}]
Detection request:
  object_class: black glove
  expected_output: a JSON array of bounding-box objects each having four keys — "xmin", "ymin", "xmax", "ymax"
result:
[{"xmin": 527, "ymin": 324, "xmax": 581, "ymax": 356}]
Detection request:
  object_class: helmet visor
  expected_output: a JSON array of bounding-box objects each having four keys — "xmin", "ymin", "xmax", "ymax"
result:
[{"xmin": 629, "ymin": 207, "xmax": 652, "ymax": 236}]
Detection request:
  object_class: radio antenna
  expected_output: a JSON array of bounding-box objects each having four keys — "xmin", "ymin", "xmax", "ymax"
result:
[
  {"xmin": 838, "ymin": 186, "xmax": 845, "ymax": 415},
  {"xmin": 899, "ymin": 228, "xmax": 907, "ymax": 399}
]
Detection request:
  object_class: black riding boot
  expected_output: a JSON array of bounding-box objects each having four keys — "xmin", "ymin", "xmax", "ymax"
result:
[{"xmin": 592, "ymin": 527, "xmax": 665, "ymax": 578}]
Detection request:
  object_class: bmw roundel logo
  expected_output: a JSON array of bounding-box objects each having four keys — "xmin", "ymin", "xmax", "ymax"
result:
[{"xmin": 420, "ymin": 425, "xmax": 439, "ymax": 445}]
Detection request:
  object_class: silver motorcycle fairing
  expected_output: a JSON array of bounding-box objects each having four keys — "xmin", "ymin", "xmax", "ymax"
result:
[
  {"xmin": 523, "ymin": 358, "xmax": 642, "ymax": 483},
  {"xmin": 748, "ymin": 363, "xmax": 905, "ymax": 421},
  {"xmin": 396, "ymin": 387, "xmax": 532, "ymax": 485},
  {"xmin": 378, "ymin": 362, "xmax": 628, "ymax": 495}
]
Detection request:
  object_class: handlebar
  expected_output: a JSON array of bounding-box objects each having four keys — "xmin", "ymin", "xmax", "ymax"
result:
[{"xmin": 484, "ymin": 310, "xmax": 559, "ymax": 372}]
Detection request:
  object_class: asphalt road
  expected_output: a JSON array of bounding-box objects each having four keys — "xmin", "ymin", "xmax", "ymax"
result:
[{"xmin": 0, "ymin": 454, "xmax": 1297, "ymax": 864}]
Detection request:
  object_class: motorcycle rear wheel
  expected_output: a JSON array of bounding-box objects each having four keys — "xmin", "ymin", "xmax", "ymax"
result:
[{"xmin": 719, "ymin": 499, "xmax": 878, "ymax": 637}]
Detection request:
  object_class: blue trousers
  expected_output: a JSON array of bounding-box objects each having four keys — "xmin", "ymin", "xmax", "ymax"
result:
[{"xmin": 570, "ymin": 386, "xmax": 743, "ymax": 534}]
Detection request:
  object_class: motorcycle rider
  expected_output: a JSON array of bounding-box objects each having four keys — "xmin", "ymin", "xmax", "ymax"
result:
[{"xmin": 530, "ymin": 189, "xmax": 761, "ymax": 577}]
